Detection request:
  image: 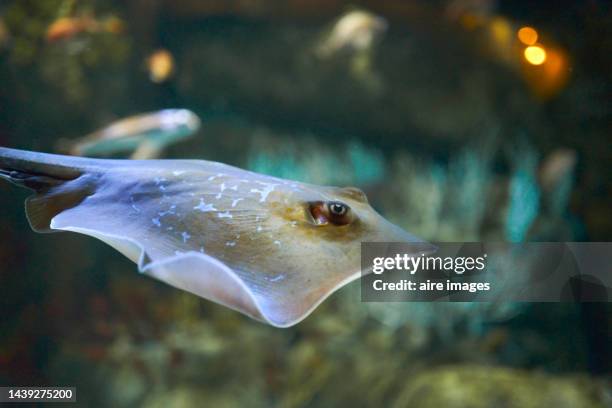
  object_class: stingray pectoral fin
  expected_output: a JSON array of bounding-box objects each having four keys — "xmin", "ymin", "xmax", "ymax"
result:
[
  {"xmin": 0, "ymin": 147, "xmax": 103, "ymax": 232},
  {"xmin": 48, "ymin": 217, "xmax": 283, "ymax": 326},
  {"xmin": 25, "ymin": 177, "xmax": 96, "ymax": 232},
  {"xmin": 142, "ymin": 258, "xmax": 358, "ymax": 328},
  {"xmin": 50, "ymin": 223, "xmax": 148, "ymax": 266},
  {"xmin": 253, "ymin": 270, "xmax": 363, "ymax": 328},
  {"xmin": 140, "ymin": 254, "xmax": 267, "ymax": 324},
  {"xmin": 50, "ymin": 216, "xmax": 341, "ymax": 327}
]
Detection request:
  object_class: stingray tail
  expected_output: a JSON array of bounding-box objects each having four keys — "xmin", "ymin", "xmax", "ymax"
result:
[{"xmin": 0, "ymin": 147, "xmax": 104, "ymax": 232}]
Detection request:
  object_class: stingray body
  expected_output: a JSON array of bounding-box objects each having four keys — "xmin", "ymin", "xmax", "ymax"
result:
[
  {"xmin": 63, "ymin": 109, "xmax": 200, "ymax": 159},
  {"xmin": 0, "ymin": 147, "xmax": 430, "ymax": 327}
]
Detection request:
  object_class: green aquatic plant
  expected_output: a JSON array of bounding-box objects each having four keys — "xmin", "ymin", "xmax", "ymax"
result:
[
  {"xmin": 247, "ymin": 129, "xmax": 385, "ymax": 186},
  {"xmin": 505, "ymin": 142, "xmax": 540, "ymax": 242}
]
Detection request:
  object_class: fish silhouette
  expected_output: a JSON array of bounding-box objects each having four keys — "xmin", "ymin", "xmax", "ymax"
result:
[{"xmin": 59, "ymin": 109, "xmax": 200, "ymax": 160}]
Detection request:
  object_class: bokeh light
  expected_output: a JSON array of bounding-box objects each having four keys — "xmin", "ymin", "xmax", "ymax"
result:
[
  {"xmin": 524, "ymin": 45, "xmax": 547, "ymax": 65},
  {"xmin": 489, "ymin": 17, "xmax": 512, "ymax": 47},
  {"xmin": 517, "ymin": 26, "xmax": 538, "ymax": 45}
]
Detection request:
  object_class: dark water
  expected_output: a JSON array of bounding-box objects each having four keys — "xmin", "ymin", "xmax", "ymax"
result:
[{"xmin": 0, "ymin": 1, "xmax": 610, "ymax": 406}]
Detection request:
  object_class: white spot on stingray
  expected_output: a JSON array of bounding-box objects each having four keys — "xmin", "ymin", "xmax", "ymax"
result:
[
  {"xmin": 269, "ymin": 274, "xmax": 285, "ymax": 282},
  {"xmin": 218, "ymin": 211, "xmax": 232, "ymax": 219},
  {"xmin": 152, "ymin": 218, "xmax": 161, "ymax": 227},
  {"xmin": 194, "ymin": 199, "xmax": 216, "ymax": 212},
  {"xmin": 215, "ymin": 193, "xmax": 222, "ymax": 199},
  {"xmin": 181, "ymin": 231, "xmax": 191, "ymax": 243},
  {"xmin": 167, "ymin": 226, "xmax": 174, "ymax": 231},
  {"xmin": 130, "ymin": 196, "xmax": 140, "ymax": 212},
  {"xmin": 229, "ymin": 185, "xmax": 238, "ymax": 191},
  {"xmin": 225, "ymin": 241, "xmax": 236, "ymax": 247},
  {"xmin": 208, "ymin": 173, "xmax": 225, "ymax": 181},
  {"xmin": 159, "ymin": 205, "xmax": 177, "ymax": 217},
  {"xmin": 231, "ymin": 198, "xmax": 243, "ymax": 207},
  {"xmin": 173, "ymin": 170, "xmax": 185, "ymax": 176},
  {"xmin": 274, "ymin": 240, "xmax": 282, "ymax": 247},
  {"xmin": 199, "ymin": 246, "xmax": 205, "ymax": 253},
  {"xmin": 154, "ymin": 177, "xmax": 166, "ymax": 185},
  {"xmin": 290, "ymin": 221, "xmax": 298, "ymax": 227},
  {"xmin": 256, "ymin": 226, "xmax": 263, "ymax": 232},
  {"xmin": 250, "ymin": 184, "xmax": 277, "ymax": 202},
  {"xmin": 220, "ymin": 183, "xmax": 227, "ymax": 192}
]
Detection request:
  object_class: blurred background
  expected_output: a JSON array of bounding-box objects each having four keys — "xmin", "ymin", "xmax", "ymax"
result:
[{"xmin": 0, "ymin": 0, "xmax": 610, "ymax": 406}]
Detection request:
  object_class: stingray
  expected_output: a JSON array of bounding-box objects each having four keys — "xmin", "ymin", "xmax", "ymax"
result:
[
  {"xmin": 0, "ymin": 147, "xmax": 432, "ymax": 327},
  {"xmin": 59, "ymin": 109, "xmax": 201, "ymax": 160}
]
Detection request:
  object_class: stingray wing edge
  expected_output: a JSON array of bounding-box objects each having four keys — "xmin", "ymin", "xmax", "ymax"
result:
[{"xmin": 48, "ymin": 217, "xmax": 349, "ymax": 328}]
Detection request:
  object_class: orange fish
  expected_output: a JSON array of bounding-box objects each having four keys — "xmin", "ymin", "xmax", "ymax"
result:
[
  {"xmin": 146, "ymin": 49, "xmax": 175, "ymax": 83},
  {"xmin": 45, "ymin": 15, "xmax": 124, "ymax": 42}
]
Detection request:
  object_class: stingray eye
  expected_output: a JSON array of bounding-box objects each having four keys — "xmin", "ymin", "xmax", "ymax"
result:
[
  {"xmin": 329, "ymin": 201, "xmax": 348, "ymax": 217},
  {"xmin": 326, "ymin": 201, "xmax": 352, "ymax": 225},
  {"xmin": 308, "ymin": 201, "xmax": 352, "ymax": 226}
]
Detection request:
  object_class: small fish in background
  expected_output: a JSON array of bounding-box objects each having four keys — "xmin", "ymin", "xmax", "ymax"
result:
[
  {"xmin": 315, "ymin": 9, "xmax": 388, "ymax": 94},
  {"xmin": 0, "ymin": 147, "xmax": 430, "ymax": 327},
  {"xmin": 58, "ymin": 109, "xmax": 201, "ymax": 160},
  {"xmin": 527, "ymin": 148, "xmax": 579, "ymax": 240},
  {"xmin": 316, "ymin": 9, "xmax": 388, "ymax": 58},
  {"xmin": 45, "ymin": 15, "xmax": 125, "ymax": 43},
  {"xmin": 539, "ymin": 148, "xmax": 577, "ymax": 196},
  {"xmin": 146, "ymin": 49, "xmax": 175, "ymax": 83},
  {"xmin": 46, "ymin": 16, "xmax": 93, "ymax": 42}
]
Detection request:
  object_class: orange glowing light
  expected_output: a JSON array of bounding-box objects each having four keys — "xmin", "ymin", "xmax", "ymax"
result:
[
  {"xmin": 524, "ymin": 45, "xmax": 546, "ymax": 65},
  {"xmin": 517, "ymin": 26, "xmax": 538, "ymax": 45},
  {"xmin": 520, "ymin": 45, "xmax": 570, "ymax": 100}
]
